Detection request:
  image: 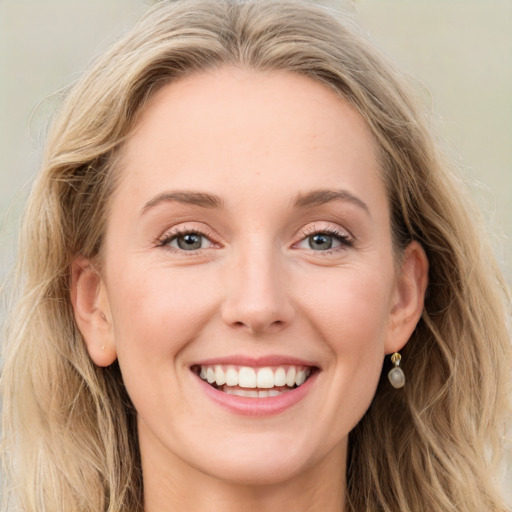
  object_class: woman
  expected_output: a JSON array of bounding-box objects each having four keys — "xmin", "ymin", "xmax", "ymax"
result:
[{"xmin": 2, "ymin": 1, "xmax": 510, "ymax": 511}]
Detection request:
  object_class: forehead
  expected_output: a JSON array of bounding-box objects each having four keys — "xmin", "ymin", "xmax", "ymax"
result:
[{"xmin": 115, "ymin": 67, "xmax": 385, "ymax": 213}]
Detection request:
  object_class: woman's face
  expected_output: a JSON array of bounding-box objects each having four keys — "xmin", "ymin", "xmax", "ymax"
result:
[{"xmin": 74, "ymin": 67, "xmax": 426, "ymax": 486}]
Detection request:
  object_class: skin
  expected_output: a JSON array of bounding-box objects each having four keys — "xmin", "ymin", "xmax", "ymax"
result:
[{"xmin": 72, "ymin": 67, "xmax": 428, "ymax": 512}]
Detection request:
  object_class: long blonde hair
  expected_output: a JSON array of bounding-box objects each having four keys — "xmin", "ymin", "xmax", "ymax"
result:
[{"xmin": 2, "ymin": 1, "xmax": 511, "ymax": 511}]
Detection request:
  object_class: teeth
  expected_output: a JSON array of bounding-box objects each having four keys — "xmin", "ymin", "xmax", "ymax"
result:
[
  {"xmin": 223, "ymin": 387, "xmax": 289, "ymax": 398},
  {"xmin": 286, "ymin": 367, "xmax": 296, "ymax": 387},
  {"xmin": 295, "ymin": 369, "xmax": 307, "ymax": 386},
  {"xmin": 239, "ymin": 367, "xmax": 257, "ymax": 388},
  {"xmin": 206, "ymin": 367, "xmax": 216, "ymax": 384},
  {"xmin": 256, "ymin": 367, "xmax": 274, "ymax": 388},
  {"xmin": 215, "ymin": 365, "xmax": 226, "ymax": 386},
  {"xmin": 274, "ymin": 367, "xmax": 287, "ymax": 387},
  {"xmin": 225, "ymin": 368, "xmax": 239, "ymax": 386},
  {"xmin": 196, "ymin": 364, "xmax": 313, "ymax": 391}
]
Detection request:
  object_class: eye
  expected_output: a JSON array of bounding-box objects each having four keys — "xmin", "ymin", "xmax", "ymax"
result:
[
  {"xmin": 159, "ymin": 229, "xmax": 215, "ymax": 251},
  {"xmin": 296, "ymin": 228, "xmax": 353, "ymax": 252},
  {"xmin": 309, "ymin": 233, "xmax": 339, "ymax": 250},
  {"xmin": 171, "ymin": 233, "xmax": 209, "ymax": 250}
]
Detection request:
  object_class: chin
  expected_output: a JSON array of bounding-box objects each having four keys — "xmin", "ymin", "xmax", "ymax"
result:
[
  {"xmin": 185, "ymin": 431, "xmax": 329, "ymax": 486},
  {"xmin": 200, "ymin": 454, "xmax": 310, "ymax": 486}
]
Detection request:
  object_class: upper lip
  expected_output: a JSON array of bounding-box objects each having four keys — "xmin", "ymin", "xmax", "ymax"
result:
[{"xmin": 191, "ymin": 354, "xmax": 320, "ymax": 369}]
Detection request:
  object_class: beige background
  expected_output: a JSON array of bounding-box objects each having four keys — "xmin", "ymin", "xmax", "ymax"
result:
[
  {"xmin": 1, "ymin": 0, "xmax": 511, "ymax": 284},
  {"xmin": 0, "ymin": 0, "xmax": 511, "ymax": 500}
]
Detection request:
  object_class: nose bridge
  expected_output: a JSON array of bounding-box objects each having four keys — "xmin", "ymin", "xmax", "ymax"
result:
[{"xmin": 221, "ymin": 237, "xmax": 294, "ymax": 334}]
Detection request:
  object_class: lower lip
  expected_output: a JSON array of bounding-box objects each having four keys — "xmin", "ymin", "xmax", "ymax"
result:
[{"xmin": 194, "ymin": 372, "xmax": 318, "ymax": 416}]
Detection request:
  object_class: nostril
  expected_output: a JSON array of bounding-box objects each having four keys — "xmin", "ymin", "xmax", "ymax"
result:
[{"xmin": 229, "ymin": 318, "xmax": 287, "ymax": 334}]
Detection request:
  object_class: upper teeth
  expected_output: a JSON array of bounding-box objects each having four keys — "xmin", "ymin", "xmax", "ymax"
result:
[{"xmin": 198, "ymin": 365, "xmax": 311, "ymax": 388}]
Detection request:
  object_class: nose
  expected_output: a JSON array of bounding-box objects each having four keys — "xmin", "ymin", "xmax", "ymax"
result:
[{"xmin": 220, "ymin": 245, "xmax": 295, "ymax": 335}]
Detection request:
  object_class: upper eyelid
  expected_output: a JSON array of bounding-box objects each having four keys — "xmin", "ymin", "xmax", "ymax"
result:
[
  {"xmin": 159, "ymin": 223, "xmax": 215, "ymax": 238},
  {"xmin": 298, "ymin": 222, "xmax": 354, "ymax": 241},
  {"xmin": 301, "ymin": 225, "xmax": 349, "ymax": 236}
]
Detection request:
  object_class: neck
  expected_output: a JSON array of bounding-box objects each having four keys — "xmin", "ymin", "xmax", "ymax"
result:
[{"xmin": 140, "ymin": 428, "xmax": 346, "ymax": 512}]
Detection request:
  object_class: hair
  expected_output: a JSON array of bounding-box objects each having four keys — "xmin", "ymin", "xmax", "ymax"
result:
[{"xmin": 2, "ymin": 0, "xmax": 511, "ymax": 511}]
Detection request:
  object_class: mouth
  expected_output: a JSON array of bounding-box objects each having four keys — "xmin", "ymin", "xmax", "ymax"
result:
[{"xmin": 190, "ymin": 364, "xmax": 317, "ymax": 397}]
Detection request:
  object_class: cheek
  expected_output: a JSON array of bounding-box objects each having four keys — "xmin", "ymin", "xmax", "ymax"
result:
[
  {"xmin": 301, "ymin": 263, "xmax": 393, "ymax": 340},
  {"xmin": 299, "ymin": 264, "xmax": 393, "ymax": 389},
  {"xmin": 104, "ymin": 265, "xmax": 222, "ymax": 424},
  {"xmin": 107, "ymin": 263, "xmax": 219, "ymax": 361}
]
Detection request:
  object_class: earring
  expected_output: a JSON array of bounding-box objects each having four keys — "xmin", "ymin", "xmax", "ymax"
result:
[{"xmin": 388, "ymin": 352, "xmax": 405, "ymax": 389}]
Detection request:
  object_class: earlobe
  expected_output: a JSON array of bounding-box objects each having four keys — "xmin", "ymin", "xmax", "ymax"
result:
[
  {"xmin": 71, "ymin": 256, "xmax": 117, "ymax": 367},
  {"xmin": 385, "ymin": 241, "xmax": 429, "ymax": 354}
]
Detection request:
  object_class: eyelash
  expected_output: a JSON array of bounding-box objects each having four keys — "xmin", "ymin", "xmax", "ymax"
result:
[
  {"xmin": 156, "ymin": 225, "xmax": 354, "ymax": 254},
  {"xmin": 157, "ymin": 226, "xmax": 218, "ymax": 251},
  {"xmin": 297, "ymin": 226, "xmax": 354, "ymax": 253}
]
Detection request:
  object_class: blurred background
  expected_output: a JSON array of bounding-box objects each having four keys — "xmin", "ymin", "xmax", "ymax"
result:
[
  {"xmin": 0, "ymin": 0, "xmax": 511, "ymax": 500},
  {"xmin": 2, "ymin": 0, "xmax": 510, "ymax": 288},
  {"xmin": 1, "ymin": 0, "xmax": 511, "ymax": 284}
]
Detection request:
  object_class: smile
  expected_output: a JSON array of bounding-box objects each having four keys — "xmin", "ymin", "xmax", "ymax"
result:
[{"xmin": 192, "ymin": 364, "xmax": 313, "ymax": 397}]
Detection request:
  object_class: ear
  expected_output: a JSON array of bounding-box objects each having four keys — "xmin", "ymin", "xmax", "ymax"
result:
[
  {"xmin": 385, "ymin": 241, "xmax": 429, "ymax": 354},
  {"xmin": 70, "ymin": 256, "xmax": 117, "ymax": 367}
]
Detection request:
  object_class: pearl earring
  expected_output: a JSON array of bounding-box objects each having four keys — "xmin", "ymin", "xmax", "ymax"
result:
[{"xmin": 388, "ymin": 352, "xmax": 405, "ymax": 389}]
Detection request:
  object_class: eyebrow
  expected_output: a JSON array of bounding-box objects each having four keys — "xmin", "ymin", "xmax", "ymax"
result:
[
  {"xmin": 292, "ymin": 189, "xmax": 370, "ymax": 215},
  {"xmin": 141, "ymin": 188, "xmax": 369, "ymax": 215},
  {"xmin": 141, "ymin": 190, "xmax": 224, "ymax": 214}
]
